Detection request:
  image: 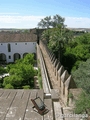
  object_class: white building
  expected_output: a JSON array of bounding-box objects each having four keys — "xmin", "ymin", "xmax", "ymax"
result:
[{"xmin": 0, "ymin": 29, "xmax": 37, "ymax": 63}]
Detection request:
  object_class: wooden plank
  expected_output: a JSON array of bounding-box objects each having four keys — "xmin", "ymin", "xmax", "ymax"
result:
[
  {"xmin": 44, "ymin": 99, "xmax": 53, "ymax": 120},
  {"xmin": 0, "ymin": 89, "xmax": 4, "ymax": 97},
  {"xmin": 0, "ymin": 90, "xmax": 10, "ymax": 99},
  {"xmin": 24, "ymin": 90, "xmax": 43, "ymax": 120},
  {"xmin": 6, "ymin": 90, "xmax": 31, "ymax": 120},
  {"xmin": 0, "ymin": 90, "xmax": 17, "ymax": 120},
  {"xmin": 53, "ymin": 102, "xmax": 63, "ymax": 120},
  {"xmin": 5, "ymin": 90, "xmax": 25, "ymax": 120}
]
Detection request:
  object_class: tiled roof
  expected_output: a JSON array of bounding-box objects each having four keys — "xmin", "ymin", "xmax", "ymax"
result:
[{"xmin": 0, "ymin": 29, "xmax": 37, "ymax": 43}]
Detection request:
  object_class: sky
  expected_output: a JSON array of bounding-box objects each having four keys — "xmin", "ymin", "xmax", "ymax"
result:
[{"xmin": 0, "ymin": 0, "xmax": 90, "ymax": 28}]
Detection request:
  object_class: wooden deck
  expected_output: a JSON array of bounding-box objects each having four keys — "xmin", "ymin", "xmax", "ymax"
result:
[{"xmin": 0, "ymin": 89, "xmax": 53, "ymax": 120}]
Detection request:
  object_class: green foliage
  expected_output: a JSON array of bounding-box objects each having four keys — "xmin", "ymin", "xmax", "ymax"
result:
[
  {"xmin": 38, "ymin": 68, "xmax": 42, "ymax": 89},
  {"xmin": 41, "ymin": 29, "xmax": 51, "ymax": 43},
  {"xmin": 0, "ymin": 78, "xmax": 3, "ymax": 88},
  {"xmin": 41, "ymin": 25, "xmax": 74, "ymax": 63},
  {"xmin": 52, "ymin": 14, "xmax": 65, "ymax": 28},
  {"xmin": 38, "ymin": 14, "xmax": 65, "ymax": 28},
  {"xmin": 4, "ymin": 84, "xmax": 14, "ymax": 89},
  {"xmin": 3, "ymin": 53, "xmax": 36, "ymax": 89},
  {"xmin": 0, "ymin": 66, "xmax": 7, "ymax": 74},
  {"xmin": 74, "ymin": 92, "xmax": 90, "ymax": 114},
  {"xmin": 72, "ymin": 59, "xmax": 90, "ymax": 94},
  {"xmin": 3, "ymin": 75, "xmax": 23, "ymax": 88},
  {"xmin": 38, "ymin": 16, "xmax": 52, "ymax": 28},
  {"xmin": 22, "ymin": 85, "xmax": 30, "ymax": 89},
  {"xmin": 62, "ymin": 33, "xmax": 90, "ymax": 72},
  {"xmin": 16, "ymin": 53, "xmax": 35, "ymax": 65}
]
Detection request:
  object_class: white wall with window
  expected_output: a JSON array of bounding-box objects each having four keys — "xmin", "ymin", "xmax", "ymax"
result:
[{"xmin": 0, "ymin": 42, "xmax": 36, "ymax": 63}]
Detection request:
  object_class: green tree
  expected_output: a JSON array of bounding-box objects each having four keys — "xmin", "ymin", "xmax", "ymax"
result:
[
  {"xmin": 75, "ymin": 92, "xmax": 90, "ymax": 114},
  {"xmin": 52, "ymin": 14, "xmax": 65, "ymax": 28},
  {"xmin": 38, "ymin": 16, "xmax": 52, "ymax": 28},
  {"xmin": 38, "ymin": 14, "xmax": 65, "ymax": 28},
  {"xmin": 47, "ymin": 26, "xmax": 67, "ymax": 62},
  {"xmin": 72, "ymin": 59, "xmax": 90, "ymax": 94},
  {"xmin": 3, "ymin": 75, "xmax": 23, "ymax": 88},
  {"xmin": 16, "ymin": 54, "xmax": 35, "ymax": 65},
  {"xmin": 63, "ymin": 33, "xmax": 90, "ymax": 72},
  {"xmin": 0, "ymin": 66, "xmax": 7, "ymax": 74},
  {"xmin": 3, "ymin": 53, "xmax": 36, "ymax": 89}
]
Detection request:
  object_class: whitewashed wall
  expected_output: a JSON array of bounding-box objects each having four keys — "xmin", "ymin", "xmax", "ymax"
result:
[{"xmin": 0, "ymin": 42, "xmax": 36, "ymax": 63}]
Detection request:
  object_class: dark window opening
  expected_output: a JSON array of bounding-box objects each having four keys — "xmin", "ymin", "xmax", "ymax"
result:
[
  {"xmin": 9, "ymin": 55, "xmax": 11, "ymax": 59},
  {"xmin": 8, "ymin": 43, "xmax": 11, "ymax": 52},
  {"xmin": 25, "ymin": 43, "xmax": 27, "ymax": 45},
  {"xmin": 15, "ymin": 43, "xmax": 17, "ymax": 45}
]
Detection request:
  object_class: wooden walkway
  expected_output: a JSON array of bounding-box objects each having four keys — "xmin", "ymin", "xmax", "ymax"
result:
[{"xmin": 0, "ymin": 89, "xmax": 53, "ymax": 120}]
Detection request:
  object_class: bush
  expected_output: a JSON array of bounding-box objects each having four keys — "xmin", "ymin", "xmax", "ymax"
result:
[
  {"xmin": 4, "ymin": 84, "xmax": 14, "ymax": 89},
  {"xmin": 72, "ymin": 59, "xmax": 90, "ymax": 94},
  {"xmin": 74, "ymin": 92, "xmax": 90, "ymax": 114},
  {"xmin": 22, "ymin": 85, "xmax": 30, "ymax": 89},
  {"xmin": 0, "ymin": 66, "xmax": 7, "ymax": 74}
]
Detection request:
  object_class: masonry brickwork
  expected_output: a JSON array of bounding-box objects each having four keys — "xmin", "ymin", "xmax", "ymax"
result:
[{"xmin": 39, "ymin": 40, "xmax": 82, "ymax": 106}]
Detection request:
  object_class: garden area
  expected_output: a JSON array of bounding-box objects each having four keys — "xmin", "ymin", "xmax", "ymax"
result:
[{"xmin": 0, "ymin": 53, "xmax": 39, "ymax": 89}]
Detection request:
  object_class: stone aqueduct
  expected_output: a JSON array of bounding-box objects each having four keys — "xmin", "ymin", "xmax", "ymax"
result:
[{"xmin": 37, "ymin": 40, "xmax": 82, "ymax": 106}]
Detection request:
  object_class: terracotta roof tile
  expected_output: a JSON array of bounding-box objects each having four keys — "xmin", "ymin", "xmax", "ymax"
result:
[{"xmin": 0, "ymin": 31, "xmax": 37, "ymax": 43}]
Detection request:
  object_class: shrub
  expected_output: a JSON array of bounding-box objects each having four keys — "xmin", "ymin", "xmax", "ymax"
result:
[
  {"xmin": 4, "ymin": 84, "xmax": 14, "ymax": 89},
  {"xmin": 22, "ymin": 85, "xmax": 30, "ymax": 89},
  {"xmin": 74, "ymin": 92, "xmax": 90, "ymax": 114}
]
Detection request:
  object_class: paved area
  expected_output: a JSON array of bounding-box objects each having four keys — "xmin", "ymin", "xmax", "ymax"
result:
[{"xmin": 0, "ymin": 89, "xmax": 53, "ymax": 120}]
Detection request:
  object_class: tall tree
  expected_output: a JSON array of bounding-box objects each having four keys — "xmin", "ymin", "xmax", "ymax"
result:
[
  {"xmin": 38, "ymin": 16, "xmax": 52, "ymax": 28},
  {"xmin": 47, "ymin": 26, "xmax": 66, "ymax": 62},
  {"xmin": 37, "ymin": 14, "xmax": 65, "ymax": 28},
  {"xmin": 52, "ymin": 14, "xmax": 65, "ymax": 28}
]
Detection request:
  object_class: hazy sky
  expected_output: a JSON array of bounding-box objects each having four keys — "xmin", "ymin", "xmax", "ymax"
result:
[{"xmin": 0, "ymin": 0, "xmax": 90, "ymax": 28}]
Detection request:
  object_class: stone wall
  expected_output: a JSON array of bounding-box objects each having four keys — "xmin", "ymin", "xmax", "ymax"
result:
[
  {"xmin": 37, "ymin": 44, "xmax": 51, "ymax": 94},
  {"xmin": 39, "ymin": 40, "xmax": 82, "ymax": 106}
]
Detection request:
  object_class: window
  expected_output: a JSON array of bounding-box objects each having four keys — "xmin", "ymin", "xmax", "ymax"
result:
[
  {"xmin": 15, "ymin": 43, "xmax": 17, "ymax": 45},
  {"xmin": 1, "ymin": 43, "xmax": 3, "ymax": 45},
  {"xmin": 25, "ymin": 43, "xmax": 27, "ymax": 45},
  {"xmin": 8, "ymin": 43, "xmax": 11, "ymax": 52},
  {"xmin": 9, "ymin": 55, "xmax": 11, "ymax": 59}
]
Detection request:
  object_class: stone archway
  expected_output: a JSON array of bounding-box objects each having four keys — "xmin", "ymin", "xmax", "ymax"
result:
[
  {"xmin": 0, "ymin": 53, "xmax": 6, "ymax": 63},
  {"xmin": 23, "ymin": 53, "xmax": 28, "ymax": 58},
  {"xmin": 13, "ymin": 53, "xmax": 21, "ymax": 62}
]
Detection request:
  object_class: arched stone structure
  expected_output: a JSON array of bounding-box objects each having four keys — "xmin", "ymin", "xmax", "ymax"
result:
[
  {"xmin": 14, "ymin": 53, "xmax": 21, "ymax": 62},
  {"xmin": 23, "ymin": 53, "xmax": 28, "ymax": 58},
  {"xmin": 0, "ymin": 53, "xmax": 6, "ymax": 63}
]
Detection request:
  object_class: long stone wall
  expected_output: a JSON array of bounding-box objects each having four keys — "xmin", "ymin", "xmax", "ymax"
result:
[
  {"xmin": 39, "ymin": 40, "xmax": 82, "ymax": 106},
  {"xmin": 37, "ymin": 44, "xmax": 51, "ymax": 94}
]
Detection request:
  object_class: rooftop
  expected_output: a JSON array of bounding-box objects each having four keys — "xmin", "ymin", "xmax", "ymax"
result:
[
  {"xmin": 0, "ymin": 89, "xmax": 55, "ymax": 120},
  {"xmin": 0, "ymin": 29, "xmax": 37, "ymax": 43}
]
